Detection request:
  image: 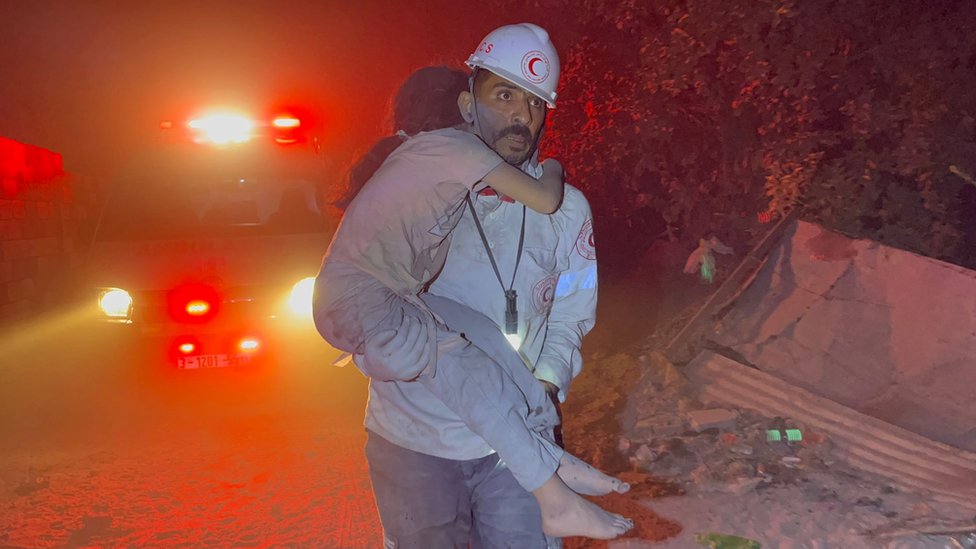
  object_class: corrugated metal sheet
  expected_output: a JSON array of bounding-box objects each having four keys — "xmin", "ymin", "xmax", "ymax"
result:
[{"xmin": 685, "ymin": 350, "xmax": 976, "ymax": 511}]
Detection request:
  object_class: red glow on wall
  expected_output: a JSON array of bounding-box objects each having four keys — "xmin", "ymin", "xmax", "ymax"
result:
[{"xmin": 0, "ymin": 137, "xmax": 64, "ymax": 198}]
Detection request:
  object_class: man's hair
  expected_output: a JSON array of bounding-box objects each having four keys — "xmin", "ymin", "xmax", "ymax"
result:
[
  {"xmin": 469, "ymin": 67, "xmax": 490, "ymax": 95},
  {"xmin": 335, "ymin": 66, "xmax": 468, "ymax": 209}
]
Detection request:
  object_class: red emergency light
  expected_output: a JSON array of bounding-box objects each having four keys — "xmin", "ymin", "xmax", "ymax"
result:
[
  {"xmin": 185, "ymin": 299, "xmax": 211, "ymax": 316},
  {"xmin": 167, "ymin": 282, "xmax": 220, "ymax": 323},
  {"xmin": 238, "ymin": 337, "xmax": 261, "ymax": 352},
  {"xmin": 272, "ymin": 116, "xmax": 301, "ymax": 128},
  {"xmin": 171, "ymin": 335, "xmax": 202, "ymax": 358},
  {"xmin": 162, "ymin": 109, "xmax": 307, "ymax": 146}
]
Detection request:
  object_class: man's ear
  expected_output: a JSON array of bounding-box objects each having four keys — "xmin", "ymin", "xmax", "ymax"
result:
[{"xmin": 457, "ymin": 91, "xmax": 475, "ymax": 123}]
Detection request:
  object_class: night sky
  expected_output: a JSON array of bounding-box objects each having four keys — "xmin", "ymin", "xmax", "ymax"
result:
[{"xmin": 0, "ymin": 1, "xmax": 562, "ymax": 178}]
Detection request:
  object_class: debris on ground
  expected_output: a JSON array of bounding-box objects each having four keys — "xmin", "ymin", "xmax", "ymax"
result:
[
  {"xmin": 562, "ymin": 345, "xmax": 976, "ymax": 548},
  {"xmin": 694, "ymin": 532, "xmax": 762, "ymax": 548},
  {"xmin": 562, "ymin": 236, "xmax": 974, "ymax": 547}
]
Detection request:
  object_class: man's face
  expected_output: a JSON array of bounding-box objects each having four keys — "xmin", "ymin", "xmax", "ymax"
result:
[{"xmin": 469, "ymin": 71, "xmax": 547, "ymax": 166}]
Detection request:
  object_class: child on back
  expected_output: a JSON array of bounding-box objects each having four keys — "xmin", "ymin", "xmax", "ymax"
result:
[{"xmin": 313, "ymin": 66, "xmax": 632, "ymax": 541}]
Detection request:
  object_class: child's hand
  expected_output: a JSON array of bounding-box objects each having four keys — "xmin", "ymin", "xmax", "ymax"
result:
[{"xmin": 542, "ymin": 158, "xmax": 564, "ymax": 181}]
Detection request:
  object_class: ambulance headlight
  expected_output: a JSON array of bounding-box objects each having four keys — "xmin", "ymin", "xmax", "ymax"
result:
[
  {"xmin": 98, "ymin": 288, "xmax": 133, "ymax": 320},
  {"xmin": 288, "ymin": 277, "xmax": 315, "ymax": 317}
]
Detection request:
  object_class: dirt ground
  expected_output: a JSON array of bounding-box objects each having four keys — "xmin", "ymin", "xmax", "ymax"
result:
[{"xmin": 0, "ymin": 321, "xmax": 383, "ymax": 548}]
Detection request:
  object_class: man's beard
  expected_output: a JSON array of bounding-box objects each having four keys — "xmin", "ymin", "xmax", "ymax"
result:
[{"xmin": 493, "ymin": 124, "xmax": 538, "ymax": 166}]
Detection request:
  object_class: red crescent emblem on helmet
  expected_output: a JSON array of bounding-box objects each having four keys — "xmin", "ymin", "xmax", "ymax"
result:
[{"xmin": 521, "ymin": 51, "xmax": 549, "ymax": 84}]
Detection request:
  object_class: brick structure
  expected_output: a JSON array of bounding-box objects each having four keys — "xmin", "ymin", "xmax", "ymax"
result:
[{"xmin": 0, "ymin": 137, "xmax": 98, "ymax": 323}]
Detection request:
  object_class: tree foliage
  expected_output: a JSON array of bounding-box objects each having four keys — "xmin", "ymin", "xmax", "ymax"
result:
[{"xmin": 526, "ymin": 0, "xmax": 976, "ymax": 271}]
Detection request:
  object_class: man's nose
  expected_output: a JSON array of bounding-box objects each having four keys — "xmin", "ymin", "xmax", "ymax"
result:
[{"xmin": 510, "ymin": 97, "xmax": 533, "ymax": 126}]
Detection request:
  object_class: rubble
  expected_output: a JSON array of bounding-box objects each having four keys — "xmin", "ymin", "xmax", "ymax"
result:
[
  {"xmin": 561, "ymin": 232, "xmax": 976, "ymax": 547},
  {"xmin": 562, "ymin": 348, "xmax": 975, "ymax": 548}
]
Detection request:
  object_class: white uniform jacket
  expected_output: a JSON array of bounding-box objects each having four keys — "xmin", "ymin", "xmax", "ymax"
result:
[{"xmin": 363, "ymin": 182, "xmax": 598, "ymax": 460}]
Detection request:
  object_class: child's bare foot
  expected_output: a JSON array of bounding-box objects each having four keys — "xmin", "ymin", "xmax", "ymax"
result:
[
  {"xmin": 533, "ymin": 475, "xmax": 633, "ymax": 540},
  {"xmin": 557, "ymin": 452, "xmax": 631, "ymax": 496}
]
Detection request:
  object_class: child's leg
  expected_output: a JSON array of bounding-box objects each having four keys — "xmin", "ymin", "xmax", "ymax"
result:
[
  {"xmin": 421, "ymin": 293, "xmax": 630, "ymax": 497},
  {"xmin": 422, "ymin": 316, "xmax": 562, "ymax": 490},
  {"xmin": 420, "ymin": 294, "xmax": 632, "ymax": 539},
  {"xmin": 314, "ymin": 261, "xmax": 435, "ymax": 381},
  {"xmin": 315, "ymin": 265, "xmax": 631, "ymax": 538},
  {"xmin": 424, "ymin": 330, "xmax": 634, "ymax": 540}
]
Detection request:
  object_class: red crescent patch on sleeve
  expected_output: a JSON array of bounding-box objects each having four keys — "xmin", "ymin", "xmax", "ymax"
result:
[
  {"xmin": 574, "ymin": 219, "xmax": 596, "ymax": 260},
  {"xmin": 532, "ymin": 275, "xmax": 558, "ymax": 314}
]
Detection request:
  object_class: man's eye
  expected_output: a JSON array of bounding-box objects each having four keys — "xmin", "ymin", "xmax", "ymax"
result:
[
  {"xmin": 530, "ymin": 98, "xmax": 544, "ymax": 108},
  {"xmin": 498, "ymin": 91, "xmax": 512, "ymax": 101}
]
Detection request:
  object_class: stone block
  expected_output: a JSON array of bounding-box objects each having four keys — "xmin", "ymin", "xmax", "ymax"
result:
[
  {"xmin": 2, "ymin": 239, "xmax": 28, "ymax": 261},
  {"xmin": 0, "ymin": 219, "xmax": 23, "ymax": 239},
  {"xmin": 634, "ymin": 413, "xmax": 686, "ymax": 438},
  {"xmin": 1, "ymin": 177, "xmax": 17, "ymax": 199},
  {"xmin": 33, "ymin": 238, "xmax": 59, "ymax": 256},
  {"xmin": 13, "ymin": 257, "xmax": 36, "ymax": 278},
  {"xmin": 641, "ymin": 350, "xmax": 690, "ymax": 388},
  {"xmin": 0, "ymin": 199, "xmax": 14, "ymax": 220},
  {"xmin": 28, "ymin": 217, "xmax": 58, "ymax": 238},
  {"xmin": 5, "ymin": 278, "xmax": 36, "ymax": 301},
  {"xmin": 686, "ymin": 408, "xmax": 738, "ymax": 432},
  {"xmin": 36, "ymin": 201, "xmax": 55, "ymax": 219},
  {"xmin": 1, "ymin": 238, "xmax": 55, "ymax": 261},
  {"xmin": 36, "ymin": 255, "xmax": 61, "ymax": 274},
  {"xmin": 0, "ymin": 299, "xmax": 30, "ymax": 321},
  {"xmin": 11, "ymin": 200, "xmax": 26, "ymax": 219}
]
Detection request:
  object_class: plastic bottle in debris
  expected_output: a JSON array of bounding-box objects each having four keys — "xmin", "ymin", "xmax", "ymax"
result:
[
  {"xmin": 765, "ymin": 429, "xmax": 802, "ymax": 443},
  {"xmin": 695, "ymin": 532, "xmax": 762, "ymax": 549}
]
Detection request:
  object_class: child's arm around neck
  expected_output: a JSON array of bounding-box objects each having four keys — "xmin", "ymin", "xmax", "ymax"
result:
[{"xmin": 482, "ymin": 158, "xmax": 563, "ymax": 214}]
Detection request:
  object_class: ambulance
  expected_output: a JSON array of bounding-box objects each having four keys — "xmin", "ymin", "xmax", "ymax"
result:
[{"xmin": 87, "ymin": 109, "xmax": 336, "ymax": 369}]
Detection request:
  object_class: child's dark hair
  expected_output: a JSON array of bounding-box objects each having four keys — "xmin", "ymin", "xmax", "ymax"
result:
[{"xmin": 335, "ymin": 66, "xmax": 469, "ymax": 209}]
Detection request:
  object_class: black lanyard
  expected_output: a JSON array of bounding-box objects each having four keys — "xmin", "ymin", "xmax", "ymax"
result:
[{"xmin": 464, "ymin": 193, "xmax": 526, "ymax": 335}]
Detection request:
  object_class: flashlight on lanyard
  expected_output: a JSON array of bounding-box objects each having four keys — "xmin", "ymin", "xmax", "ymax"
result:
[
  {"xmin": 463, "ymin": 193, "xmax": 525, "ymax": 349},
  {"xmin": 505, "ymin": 289, "xmax": 518, "ymax": 335}
]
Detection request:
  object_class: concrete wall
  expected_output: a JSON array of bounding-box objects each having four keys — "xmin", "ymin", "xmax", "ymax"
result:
[
  {"xmin": 0, "ymin": 137, "xmax": 98, "ymax": 324},
  {"xmin": 712, "ymin": 221, "xmax": 976, "ymax": 452}
]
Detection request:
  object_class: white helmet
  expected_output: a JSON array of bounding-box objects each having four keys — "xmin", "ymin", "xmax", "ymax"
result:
[{"xmin": 465, "ymin": 23, "xmax": 560, "ymax": 108}]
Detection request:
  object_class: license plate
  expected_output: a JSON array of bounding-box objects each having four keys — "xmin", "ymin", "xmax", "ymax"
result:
[{"xmin": 177, "ymin": 353, "xmax": 252, "ymax": 369}]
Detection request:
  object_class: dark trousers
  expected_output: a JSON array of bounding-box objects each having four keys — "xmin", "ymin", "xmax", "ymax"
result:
[{"xmin": 365, "ymin": 430, "xmax": 552, "ymax": 549}]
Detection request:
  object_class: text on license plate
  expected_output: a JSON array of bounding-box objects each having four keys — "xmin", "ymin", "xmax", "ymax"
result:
[{"xmin": 177, "ymin": 354, "xmax": 252, "ymax": 369}]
